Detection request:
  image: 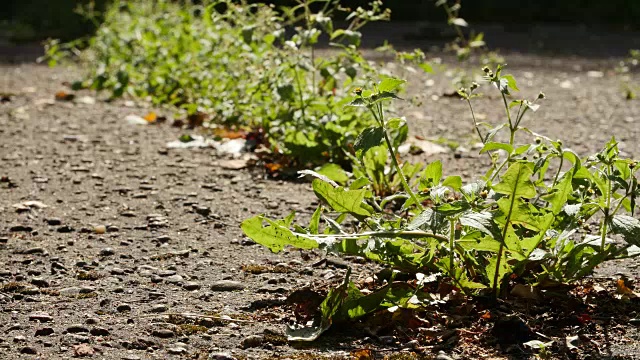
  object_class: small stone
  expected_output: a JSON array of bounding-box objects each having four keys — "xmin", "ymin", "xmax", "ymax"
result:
[
  {"xmin": 13, "ymin": 335, "xmax": 27, "ymax": 342},
  {"xmin": 99, "ymin": 248, "xmax": 115, "ymax": 256},
  {"xmin": 24, "ymin": 247, "xmax": 46, "ymax": 255},
  {"xmin": 194, "ymin": 206, "xmax": 211, "ymax": 217},
  {"xmin": 67, "ymin": 324, "xmax": 90, "ymax": 333},
  {"xmin": 208, "ymin": 352, "xmax": 237, "ymax": 360},
  {"xmin": 210, "ymin": 280, "xmax": 245, "ymax": 292},
  {"xmin": 165, "ymin": 274, "xmax": 184, "ymax": 284},
  {"xmin": 436, "ymin": 351, "xmax": 454, "ymax": 360},
  {"xmin": 241, "ymin": 334, "xmax": 264, "ymax": 349},
  {"xmin": 29, "ymin": 312, "xmax": 53, "ymax": 322},
  {"xmin": 116, "ymin": 304, "xmax": 132, "ymax": 312},
  {"xmin": 20, "ymin": 346, "xmax": 38, "ymax": 354},
  {"xmin": 60, "ymin": 288, "xmax": 82, "ymax": 297},
  {"xmin": 158, "ymin": 270, "xmax": 176, "ymax": 277},
  {"xmin": 35, "ymin": 327, "xmax": 55, "ymax": 336},
  {"xmin": 31, "ymin": 277, "xmax": 50, "ymax": 287},
  {"xmin": 73, "ymin": 343, "xmax": 95, "ymax": 357},
  {"xmin": 150, "ymin": 275, "xmax": 163, "ymax": 283},
  {"xmin": 46, "ymin": 218, "xmax": 62, "ymax": 226},
  {"xmin": 167, "ymin": 347, "xmax": 187, "ymax": 354},
  {"xmin": 90, "ymin": 327, "xmax": 110, "ymax": 336},
  {"xmin": 94, "ymin": 225, "xmax": 106, "ymax": 234},
  {"xmin": 157, "ymin": 236, "xmax": 171, "ymax": 243},
  {"xmin": 149, "ymin": 304, "xmax": 167, "ymax": 313},
  {"xmin": 110, "ymin": 267, "xmax": 125, "ymax": 276},
  {"xmin": 106, "ymin": 225, "xmax": 119, "ymax": 232},
  {"xmin": 10, "ymin": 225, "xmax": 33, "ymax": 232},
  {"xmin": 183, "ymin": 282, "xmax": 201, "ymax": 291},
  {"xmin": 152, "ymin": 329, "xmax": 175, "ymax": 338},
  {"xmin": 57, "ymin": 225, "xmax": 75, "ymax": 233}
]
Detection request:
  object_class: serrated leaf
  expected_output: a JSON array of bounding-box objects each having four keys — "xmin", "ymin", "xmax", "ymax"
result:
[
  {"xmin": 480, "ymin": 142, "xmax": 513, "ymax": 154},
  {"xmin": 370, "ymin": 91, "xmax": 403, "ymax": 104},
  {"xmin": 309, "ymin": 205, "xmax": 322, "ymax": 234},
  {"xmin": 493, "ymin": 162, "xmax": 536, "ymax": 198},
  {"xmin": 442, "ymin": 175, "xmax": 462, "ymax": 191},
  {"xmin": 542, "ymin": 171, "xmax": 574, "ymax": 215},
  {"xmin": 354, "ymin": 126, "xmax": 384, "ymax": 154},
  {"xmin": 241, "ymin": 216, "xmax": 319, "ymax": 253},
  {"xmin": 347, "ymin": 97, "xmax": 366, "ymax": 107},
  {"xmin": 378, "ymin": 77, "xmax": 406, "ymax": 93},
  {"xmin": 422, "ymin": 160, "xmax": 443, "ymax": 188},
  {"xmin": 457, "ymin": 233, "xmax": 502, "ymax": 252},
  {"xmin": 610, "ymin": 215, "xmax": 640, "ymax": 247},
  {"xmin": 313, "ymin": 179, "xmax": 371, "ymax": 217},
  {"xmin": 460, "ymin": 211, "xmax": 502, "ymax": 239},
  {"xmin": 486, "ymin": 253, "xmax": 511, "ymax": 289},
  {"xmin": 317, "ymin": 163, "xmax": 350, "ymax": 185}
]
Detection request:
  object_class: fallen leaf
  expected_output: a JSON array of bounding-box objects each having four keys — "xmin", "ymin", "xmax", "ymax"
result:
[
  {"xmin": 350, "ymin": 349, "xmax": 374, "ymax": 360},
  {"xmin": 143, "ymin": 111, "xmax": 157, "ymax": 123},
  {"xmin": 55, "ymin": 91, "xmax": 75, "ymax": 101},
  {"xmin": 566, "ymin": 335, "xmax": 580, "ymax": 350}
]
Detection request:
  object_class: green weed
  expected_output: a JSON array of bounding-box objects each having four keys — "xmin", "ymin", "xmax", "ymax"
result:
[{"xmin": 242, "ymin": 67, "xmax": 640, "ymax": 340}]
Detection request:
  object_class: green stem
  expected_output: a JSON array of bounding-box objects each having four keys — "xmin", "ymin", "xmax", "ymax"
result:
[
  {"xmin": 449, "ymin": 218, "xmax": 456, "ymax": 280},
  {"xmin": 601, "ymin": 164, "xmax": 613, "ymax": 251},
  {"xmin": 466, "ymin": 98, "xmax": 484, "ymax": 144},
  {"xmin": 305, "ymin": 229, "xmax": 450, "ymax": 243},
  {"xmin": 552, "ymin": 153, "xmax": 564, "ymax": 187},
  {"xmin": 493, "ymin": 184, "xmax": 518, "ymax": 297},
  {"xmin": 367, "ymin": 104, "xmax": 424, "ymax": 212}
]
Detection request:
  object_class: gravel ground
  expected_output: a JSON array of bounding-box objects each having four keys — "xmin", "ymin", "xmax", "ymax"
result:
[{"xmin": 1, "ymin": 26, "xmax": 640, "ymax": 359}]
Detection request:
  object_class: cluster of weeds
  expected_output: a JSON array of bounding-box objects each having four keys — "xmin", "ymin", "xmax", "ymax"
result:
[
  {"xmin": 242, "ymin": 68, "xmax": 640, "ymax": 341},
  {"xmin": 44, "ymin": 0, "xmax": 434, "ymax": 169}
]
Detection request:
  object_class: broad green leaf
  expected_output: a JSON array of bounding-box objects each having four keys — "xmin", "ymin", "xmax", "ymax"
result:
[
  {"xmin": 407, "ymin": 208, "xmax": 448, "ymax": 232},
  {"xmin": 309, "ymin": 206, "xmax": 322, "ymax": 234},
  {"xmin": 610, "ymin": 215, "xmax": 640, "ymax": 247},
  {"xmin": 317, "ymin": 163, "xmax": 350, "ymax": 185},
  {"xmin": 313, "ymin": 179, "xmax": 371, "ymax": 217},
  {"xmin": 386, "ymin": 117, "xmax": 405, "ymax": 130},
  {"xmin": 502, "ymin": 74, "xmax": 519, "ymax": 91},
  {"xmin": 542, "ymin": 171, "xmax": 574, "ymax": 215},
  {"xmin": 480, "ymin": 142, "xmax": 513, "ymax": 154},
  {"xmin": 485, "ymin": 253, "xmax": 511, "ymax": 290},
  {"xmin": 460, "ymin": 211, "xmax": 501, "ymax": 240},
  {"xmin": 370, "ymin": 91, "xmax": 402, "ymax": 104},
  {"xmin": 457, "ymin": 233, "xmax": 502, "ymax": 252},
  {"xmin": 442, "ymin": 175, "xmax": 462, "ymax": 191},
  {"xmin": 421, "ymin": 161, "xmax": 443, "ymax": 188},
  {"xmin": 435, "ymin": 201, "xmax": 470, "ymax": 217},
  {"xmin": 354, "ymin": 126, "xmax": 384, "ymax": 154},
  {"xmin": 241, "ymin": 216, "xmax": 318, "ymax": 253},
  {"xmin": 493, "ymin": 162, "xmax": 536, "ymax": 198},
  {"xmin": 377, "ymin": 77, "xmax": 406, "ymax": 93}
]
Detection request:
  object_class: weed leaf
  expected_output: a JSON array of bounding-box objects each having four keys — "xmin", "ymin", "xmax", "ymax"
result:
[
  {"xmin": 312, "ymin": 179, "xmax": 371, "ymax": 217},
  {"xmin": 241, "ymin": 216, "xmax": 319, "ymax": 253}
]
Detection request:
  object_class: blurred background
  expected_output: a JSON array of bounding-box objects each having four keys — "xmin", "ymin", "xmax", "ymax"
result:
[{"xmin": 1, "ymin": 0, "xmax": 639, "ymax": 43}]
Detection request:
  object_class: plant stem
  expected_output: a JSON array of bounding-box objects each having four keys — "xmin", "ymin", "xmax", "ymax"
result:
[
  {"xmin": 466, "ymin": 98, "xmax": 484, "ymax": 144},
  {"xmin": 552, "ymin": 153, "xmax": 564, "ymax": 187},
  {"xmin": 449, "ymin": 218, "xmax": 456, "ymax": 280},
  {"xmin": 367, "ymin": 104, "xmax": 424, "ymax": 212},
  {"xmin": 601, "ymin": 163, "xmax": 613, "ymax": 251}
]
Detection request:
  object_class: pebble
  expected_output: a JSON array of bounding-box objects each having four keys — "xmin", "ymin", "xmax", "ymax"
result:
[
  {"xmin": 73, "ymin": 343, "xmax": 95, "ymax": 357},
  {"xmin": 20, "ymin": 346, "xmax": 38, "ymax": 354},
  {"xmin": 90, "ymin": 327, "xmax": 110, "ymax": 336},
  {"xmin": 94, "ymin": 225, "xmax": 107, "ymax": 234},
  {"xmin": 57, "ymin": 225, "xmax": 75, "ymax": 233},
  {"xmin": 241, "ymin": 334, "xmax": 264, "ymax": 349},
  {"xmin": 208, "ymin": 352, "xmax": 237, "ymax": 360},
  {"xmin": 24, "ymin": 247, "xmax": 46, "ymax": 255},
  {"xmin": 158, "ymin": 270, "xmax": 176, "ymax": 277},
  {"xmin": 10, "ymin": 225, "xmax": 33, "ymax": 232},
  {"xmin": 67, "ymin": 324, "xmax": 90, "ymax": 333},
  {"xmin": 35, "ymin": 327, "xmax": 55, "ymax": 336},
  {"xmin": 110, "ymin": 267, "xmax": 125, "ymax": 276},
  {"xmin": 13, "ymin": 335, "xmax": 27, "ymax": 342},
  {"xmin": 165, "ymin": 274, "xmax": 184, "ymax": 284},
  {"xmin": 149, "ymin": 304, "xmax": 167, "ymax": 313},
  {"xmin": 436, "ymin": 351, "xmax": 454, "ymax": 360},
  {"xmin": 116, "ymin": 304, "xmax": 132, "ymax": 312},
  {"xmin": 31, "ymin": 277, "xmax": 50, "ymax": 287},
  {"xmin": 167, "ymin": 347, "xmax": 187, "ymax": 354},
  {"xmin": 152, "ymin": 329, "xmax": 175, "ymax": 338},
  {"xmin": 183, "ymin": 281, "xmax": 201, "ymax": 291},
  {"xmin": 210, "ymin": 280, "xmax": 245, "ymax": 291},
  {"xmin": 29, "ymin": 312, "xmax": 53, "ymax": 322},
  {"xmin": 99, "ymin": 248, "xmax": 115, "ymax": 256},
  {"xmin": 46, "ymin": 218, "xmax": 62, "ymax": 226}
]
